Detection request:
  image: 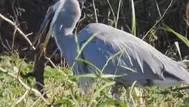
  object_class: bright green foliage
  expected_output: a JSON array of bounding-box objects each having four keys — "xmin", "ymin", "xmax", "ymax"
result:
[{"xmin": 0, "ymin": 52, "xmax": 189, "ymax": 107}]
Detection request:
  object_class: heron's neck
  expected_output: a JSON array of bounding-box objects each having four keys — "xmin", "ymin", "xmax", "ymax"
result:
[
  {"xmin": 50, "ymin": 0, "xmax": 81, "ymax": 66},
  {"xmin": 53, "ymin": 30, "xmax": 77, "ymax": 66}
]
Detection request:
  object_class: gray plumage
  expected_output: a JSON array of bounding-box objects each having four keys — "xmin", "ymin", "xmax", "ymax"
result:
[{"xmin": 39, "ymin": 0, "xmax": 189, "ymax": 90}]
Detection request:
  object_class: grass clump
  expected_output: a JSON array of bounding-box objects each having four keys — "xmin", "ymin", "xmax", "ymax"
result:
[{"xmin": 0, "ymin": 52, "xmax": 189, "ymax": 107}]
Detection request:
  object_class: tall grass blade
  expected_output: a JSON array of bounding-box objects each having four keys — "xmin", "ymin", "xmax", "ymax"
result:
[
  {"xmin": 101, "ymin": 50, "xmax": 123, "ymax": 73},
  {"xmin": 162, "ymin": 25, "xmax": 189, "ymax": 48},
  {"xmin": 88, "ymin": 81, "xmax": 115, "ymax": 106},
  {"xmin": 131, "ymin": 0, "xmax": 136, "ymax": 36},
  {"xmin": 76, "ymin": 58, "xmax": 101, "ymax": 75},
  {"xmin": 71, "ymin": 33, "xmax": 97, "ymax": 70}
]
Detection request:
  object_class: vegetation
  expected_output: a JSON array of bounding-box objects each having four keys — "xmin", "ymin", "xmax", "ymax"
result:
[
  {"xmin": 1, "ymin": 52, "xmax": 189, "ymax": 107},
  {"xmin": 0, "ymin": 0, "xmax": 189, "ymax": 106}
]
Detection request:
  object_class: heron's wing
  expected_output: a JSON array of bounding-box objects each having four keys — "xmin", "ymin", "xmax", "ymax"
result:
[{"xmin": 77, "ymin": 23, "xmax": 189, "ymax": 85}]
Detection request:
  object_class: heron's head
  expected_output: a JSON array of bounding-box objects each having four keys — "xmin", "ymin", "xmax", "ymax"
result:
[{"xmin": 38, "ymin": 0, "xmax": 81, "ymax": 37}]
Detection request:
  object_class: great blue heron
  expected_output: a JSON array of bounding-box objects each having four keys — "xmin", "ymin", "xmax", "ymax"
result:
[{"xmin": 38, "ymin": 0, "xmax": 189, "ymax": 93}]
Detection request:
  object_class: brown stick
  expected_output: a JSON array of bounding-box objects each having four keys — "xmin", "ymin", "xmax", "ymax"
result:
[{"xmin": 0, "ymin": 14, "xmax": 36, "ymax": 50}]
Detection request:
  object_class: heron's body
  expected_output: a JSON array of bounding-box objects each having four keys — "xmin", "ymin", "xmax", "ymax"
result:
[
  {"xmin": 59, "ymin": 23, "xmax": 189, "ymax": 87},
  {"xmin": 40, "ymin": 0, "xmax": 189, "ymax": 91}
]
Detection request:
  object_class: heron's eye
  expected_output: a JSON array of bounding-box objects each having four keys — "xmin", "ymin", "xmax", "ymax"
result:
[{"xmin": 50, "ymin": 0, "xmax": 59, "ymax": 6}]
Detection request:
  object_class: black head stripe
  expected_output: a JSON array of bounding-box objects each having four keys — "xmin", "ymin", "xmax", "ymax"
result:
[{"xmin": 50, "ymin": 0, "xmax": 59, "ymax": 6}]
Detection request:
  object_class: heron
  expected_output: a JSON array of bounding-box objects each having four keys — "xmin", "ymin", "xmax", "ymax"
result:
[{"xmin": 38, "ymin": 0, "xmax": 189, "ymax": 94}]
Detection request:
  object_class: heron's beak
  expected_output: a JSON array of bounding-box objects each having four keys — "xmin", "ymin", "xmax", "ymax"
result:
[
  {"xmin": 34, "ymin": 7, "xmax": 55, "ymax": 57},
  {"xmin": 38, "ymin": 13, "xmax": 52, "ymax": 38},
  {"xmin": 33, "ymin": 7, "xmax": 55, "ymax": 46}
]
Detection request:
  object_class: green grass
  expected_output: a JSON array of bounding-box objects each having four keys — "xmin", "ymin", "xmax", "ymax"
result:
[{"xmin": 0, "ymin": 52, "xmax": 189, "ymax": 107}]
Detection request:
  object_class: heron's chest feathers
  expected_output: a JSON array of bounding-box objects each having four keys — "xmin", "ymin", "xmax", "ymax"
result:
[{"xmin": 54, "ymin": 34, "xmax": 78, "ymax": 66}]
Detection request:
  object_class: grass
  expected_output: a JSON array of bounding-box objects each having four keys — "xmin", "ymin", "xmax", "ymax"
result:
[{"xmin": 0, "ymin": 52, "xmax": 189, "ymax": 107}]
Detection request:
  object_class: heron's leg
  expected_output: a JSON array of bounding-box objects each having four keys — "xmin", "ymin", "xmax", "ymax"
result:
[
  {"xmin": 78, "ymin": 77, "xmax": 95, "ymax": 97},
  {"xmin": 134, "ymin": 87, "xmax": 145, "ymax": 106},
  {"xmin": 124, "ymin": 87, "xmax": 145, "ymax": 106},
  {"xmin": 124, "ymin": 87, "xmax": 137, "ymax": 106},
  {"xmin": 111, "ymin": 82, "xmax": 123, "ymax": 100}
]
